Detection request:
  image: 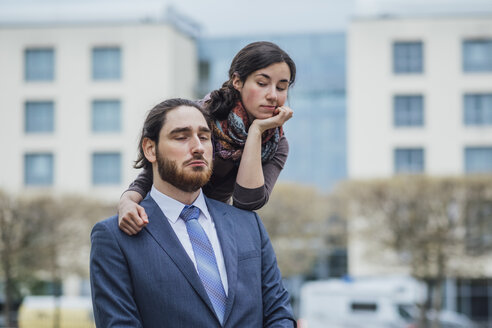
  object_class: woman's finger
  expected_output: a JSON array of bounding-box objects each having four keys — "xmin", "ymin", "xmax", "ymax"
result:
[
  {"xmin": 121, "ymin": 213, "xmax": 142, "ymax": 233},
  {"xmin": 120, "ymin": 226, "xmax": 137, "ymax": 236},
  {"xmin": 128, "ymin": 214, "xmax": 144, "ymax": 232},
  {"xmin": 137, "ymin": 205, "xmax": 149, "ymax": 224}
]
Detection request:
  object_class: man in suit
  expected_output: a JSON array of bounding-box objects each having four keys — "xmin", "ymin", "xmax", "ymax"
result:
[{"xmin": 90, "ymin": 98, "xmax": 296, "ymax": 327}]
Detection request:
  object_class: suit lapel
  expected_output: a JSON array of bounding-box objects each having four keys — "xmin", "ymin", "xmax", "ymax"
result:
[
  {"xmin": 205, "ymin": 197, "xmax": 238, "ymax": 325},
  {"xmin": 140, "ymin": 195, "xmax": 217, "ymax": 317}
]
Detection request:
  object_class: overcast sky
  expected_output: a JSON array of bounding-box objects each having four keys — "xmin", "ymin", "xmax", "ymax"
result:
[{"xmin": 1, "ymin": 0, "xmax": 491, "ymax": 37}]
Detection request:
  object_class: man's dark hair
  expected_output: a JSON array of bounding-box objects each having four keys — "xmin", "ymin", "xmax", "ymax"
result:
[{"xmin": 134, "ymin": 98, "xmax": 211, "ymax": 170}]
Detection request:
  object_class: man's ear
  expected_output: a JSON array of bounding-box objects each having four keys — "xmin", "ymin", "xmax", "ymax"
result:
[
  {"xmin": 143, "ymin": 138, "xmax": 157, "ymax": 163},
  {"xmin": 232, "ymin": 73, "xmax": 243, "ymax": 92}
]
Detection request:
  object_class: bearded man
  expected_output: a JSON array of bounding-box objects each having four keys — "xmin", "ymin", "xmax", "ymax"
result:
[{"xmin": 89, "ymin": 98, "xmax": 295, "ymax": 328}]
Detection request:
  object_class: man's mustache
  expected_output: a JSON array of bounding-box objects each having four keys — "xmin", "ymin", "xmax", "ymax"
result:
[{"xmin": 183, "ymin": 154, "xmax": 209, "ymax": 166}]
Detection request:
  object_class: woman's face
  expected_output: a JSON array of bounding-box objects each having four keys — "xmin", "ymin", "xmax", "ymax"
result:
[{"xmin": 233, "ymin": 62, "xmax": 291, "ymax": 121}]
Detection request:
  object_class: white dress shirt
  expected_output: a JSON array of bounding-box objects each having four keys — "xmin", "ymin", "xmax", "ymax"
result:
[{"xmin": 150, "ymin": 186, "xmax": 228, "ymax": 295}]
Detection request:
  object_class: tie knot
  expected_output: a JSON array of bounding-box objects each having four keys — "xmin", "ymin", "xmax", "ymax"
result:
[{"xmin": 180, "ymin": 205, "xmax": 200, "ymax": 222}]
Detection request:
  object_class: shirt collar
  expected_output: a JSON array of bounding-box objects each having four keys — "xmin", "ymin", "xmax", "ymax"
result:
[{"xmin": 150, "ymin": 185, "xmax": 211, "ymax": 224}]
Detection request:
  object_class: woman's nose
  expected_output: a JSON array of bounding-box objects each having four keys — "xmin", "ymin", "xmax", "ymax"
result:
[{"xmin": 266, "ymin": 86, "xmax": 277, "ymax": 100}]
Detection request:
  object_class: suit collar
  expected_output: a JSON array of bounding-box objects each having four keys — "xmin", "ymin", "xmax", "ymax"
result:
[
  {"xmin": 140, "ymin": 194, "xmax": 221, "ymax": 324},
  {"xmin": 149, "ymin": 186, "xmax": 211, "ymax": 224}
]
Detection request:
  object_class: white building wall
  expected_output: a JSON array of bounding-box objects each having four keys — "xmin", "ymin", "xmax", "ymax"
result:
[
  {"xmin": 348, "ymin": 16, "xmax": 492, "ymax": 276},
  {"xmin": 348, "ymin": 16, "xmax": 492, "ymax": 179},
  {"xmin": 0, "ymin": 23, "xmax": 197, "ymax": 201}
]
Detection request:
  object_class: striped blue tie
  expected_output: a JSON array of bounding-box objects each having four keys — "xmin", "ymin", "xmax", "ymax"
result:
[{"xmin": 180, "ymin": 205, "xmax": 227, "ymax": 324}]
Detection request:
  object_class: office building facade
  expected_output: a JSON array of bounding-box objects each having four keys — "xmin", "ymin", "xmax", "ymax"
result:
[
  {"xmin": 348, "ymin": 14, "xmax": 492, "ymax": 324},
  {"xmin": 0, "ymin": 19, "xmax": 197, "ymax": 201}
]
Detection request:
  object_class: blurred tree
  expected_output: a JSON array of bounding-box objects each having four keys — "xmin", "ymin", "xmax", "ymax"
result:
[
  {"xmin": 337, "ymin": 176, "xmax": 492, "ymax": 328},
  {"xmin": 0, "ymin": 190, "xmax": 113, "ymax": 327},
  {"xmin": 0, "ymin": 191, "xmax": 22, "ymax": 327},
  {"xmin": 258, "ymin": 183, "xmax": 347, "ymax": 278}
]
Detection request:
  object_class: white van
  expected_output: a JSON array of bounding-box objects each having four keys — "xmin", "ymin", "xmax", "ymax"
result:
[
  {"xmin": 17, "ymin": 296, "xmax": 95, "ymax": 328},
  {"xmin": 298, "ymin": 276, "xmax": 474, "ymax": 328}
]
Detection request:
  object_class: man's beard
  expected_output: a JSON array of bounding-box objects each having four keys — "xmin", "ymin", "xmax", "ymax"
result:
[{"xmin": 156, "ymin": 149, "xmax": 212, "ymax": 193}]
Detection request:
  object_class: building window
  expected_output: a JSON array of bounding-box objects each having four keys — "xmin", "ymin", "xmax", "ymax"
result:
[
  {"xmin": 463, "ymin": 39, "xmax": 492, "ymax": 72},
  {"xmin": 393, "ymin": 41, "xmax": 423, "ymax": 74},
  {"xmin": 197, "ymin": 60, "xmax": 211, "ymax": 98},
  {"xmin": 92, "ymin": 100, "xmax": 121, "ymax": 132},
  {"xmin": 465, "ymin": 147, "xmax": 492, "ymax": 173},
  {"xmin": 25, "ymin": 101, "xmax": 54, "ymax": 133},
  {"xmin": 25, "ymin": 153, "xmax": 54, "ymax": 186},
  {"xmin": 394, "ymin": 95, "xmax": 424, "ymax": 127},
  {"xmin": 198, "ymin": 60, "xmax": 210, "ymax": 82},
  {"xmin": 92, "ymin": 47, "xmax": 121, "ymax": 80},
  {"xmin": 92, "ymin": 152, "xmax": 121, "ymax": 185},
  {"xmin": 25, "ymin": 48, "xmax": 55, "ymax": 81},
  {"xmin": 394, "ymin": 148, "xmax": 424, "ymax": 173},
  {"xmin": 464, "ymin": 94, "xmax": 492, "ymax": 126},
  {"xmin": 457, "ymin": 279, "xmax": 492, "ymax": 324}
]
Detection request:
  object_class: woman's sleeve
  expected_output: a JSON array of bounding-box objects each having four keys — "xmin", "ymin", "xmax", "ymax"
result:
[
  {"xmin": 232, "ymin": 135, "xmax": 289, "ymax": 210},
  {"xmin": 126, "ymin": 167, "xmax": 153, "ymax": 199}
]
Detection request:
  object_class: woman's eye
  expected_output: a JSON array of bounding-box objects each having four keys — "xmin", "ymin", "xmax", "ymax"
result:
[
  {"xmin": 200, "ymin": 135, "xmax": 210, "ymax": 141},
  {"xmin": 257, "ymin": 82, "xmax": 266, "ymax": 86},
  {"xmin": 277, "ymin": 84, "xmax": 288, "ymax": 91}
]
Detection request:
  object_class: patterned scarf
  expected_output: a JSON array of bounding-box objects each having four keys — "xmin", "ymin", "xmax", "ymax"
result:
[{"xmin": 212, "ymin": 101, "xmax": 283, "ymax": 164}]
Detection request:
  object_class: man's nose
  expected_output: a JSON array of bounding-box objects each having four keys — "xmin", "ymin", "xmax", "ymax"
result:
[{"xmin": 190, "ymin": 135, "xmax": 205, "ymax": 154}]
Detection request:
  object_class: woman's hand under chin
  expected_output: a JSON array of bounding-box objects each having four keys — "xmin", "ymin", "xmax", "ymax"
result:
[{"xmin": 251, "ymin": 105, "xmax": 293, "ymax": 134}]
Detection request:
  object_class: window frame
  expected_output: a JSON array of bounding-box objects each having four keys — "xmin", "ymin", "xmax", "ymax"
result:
[
  {"xmin": 92, "ymin": 46, "xmax": 122, "ymax": 81},
  {"xmin": 394, "ymin": 148, "xmax": 425, "ymax": 174},
  {"xmin": 464, "ymin": 146, "xmax": 492, "ymax": 173},
  {"xmin": 393, "ymin": 41, "xmax": 424, "ymax": 74},
  {"xmin": 393, "ymin": 94, "xmax": 424, "ymax": 127},
  {"xmin": 464, "ymin": 93, "xmax": 492, "ymax": 126},
  {"xmin": 24, "ymin": 153, "xmax": 54, "ymax": 186},
  {"xmin": 25, "ymin": 100, "xmax": 55, "ymax": 133},
  {"xmin": 91, "ymin": 99, "xmax": 122, "ymax": 133},
  {"xmin": 92, "ymin": 152, "xmax": 122, "ymax": 185},
  {"xmin": 24, "ymin": 48, "xmax": 55, "ymax": 81},
  {"xmin": 463, "ymin": 39, "xmax": 492, "ymax": 72}
]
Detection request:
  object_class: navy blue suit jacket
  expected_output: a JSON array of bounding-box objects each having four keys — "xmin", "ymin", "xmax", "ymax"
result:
[{"xmin": 90, "ymin": 193, "xmax": 296, "ymax": 327}]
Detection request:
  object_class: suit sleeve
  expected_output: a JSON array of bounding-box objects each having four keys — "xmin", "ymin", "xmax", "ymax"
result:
[
  {"xmin": 256, "ymin": 213, "xmax": 297, "ymax": 328},
  {"xmin": 90, "ymin": 221, "xmax": 143, "ymax": 328}
]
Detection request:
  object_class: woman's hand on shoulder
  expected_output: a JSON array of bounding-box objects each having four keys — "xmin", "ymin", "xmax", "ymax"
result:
[
  {"xmin": 118, "ymin": 197, "xmax": 148, "ymax": 235},
  {"xmin": 252, "ymin": 105, "xmax": 293, "ymax": 133}
]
